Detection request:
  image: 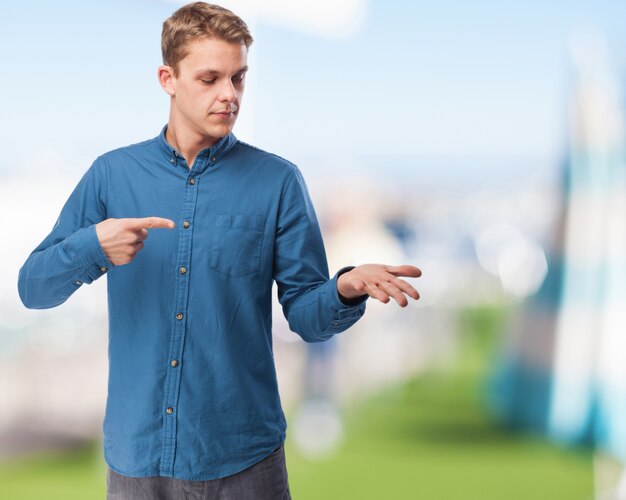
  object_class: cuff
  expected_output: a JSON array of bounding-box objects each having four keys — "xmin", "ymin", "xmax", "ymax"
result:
[{"xmin": 74, "ymin": 224, "xmax": 114, "ymax": 280}]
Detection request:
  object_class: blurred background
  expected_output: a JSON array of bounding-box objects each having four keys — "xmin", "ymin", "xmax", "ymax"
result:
[{"xmin": 1, "ymin": 0, "xmax": 625, "ymax": 498}]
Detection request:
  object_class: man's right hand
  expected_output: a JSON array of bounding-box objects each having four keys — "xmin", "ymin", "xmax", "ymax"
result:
[{"xmin": 95, "ymin": 217, "xmax": 176, "ymax": 266}]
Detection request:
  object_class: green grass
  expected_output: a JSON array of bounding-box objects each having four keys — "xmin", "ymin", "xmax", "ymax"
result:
[
  {"xmin": 286, "ymin": 304, "xmax": 593, "ymax": 499},
  {"xmin": 0, "ymin": 305, "xmax": 593, "ymax": 499},
  {"xmin": 0, "ymin": 443, "xmax": 107, "ymax": 500},
  {"xmin": 286, "ymin": 370, "xmax": 592, "ymax": 500}
]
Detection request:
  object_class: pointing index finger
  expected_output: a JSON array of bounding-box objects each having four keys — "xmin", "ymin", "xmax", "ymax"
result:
[{"xmin": 127, "ymin": 217, "xmax": 176, "ymax": 230}]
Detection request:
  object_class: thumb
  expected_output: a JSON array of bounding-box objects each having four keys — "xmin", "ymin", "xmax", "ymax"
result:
[{"xmin": 352, "ymin": 279, "xmax": 366, "ymax": 292}]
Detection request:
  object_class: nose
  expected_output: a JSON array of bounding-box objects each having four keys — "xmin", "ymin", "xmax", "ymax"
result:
[{"xmin": 218, "ymin": 79, "xmax": 237, "ymax": 103}]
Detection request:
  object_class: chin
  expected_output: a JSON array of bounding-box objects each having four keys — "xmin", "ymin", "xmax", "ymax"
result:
[{"xmin": 208, "ymin": 126, "xmax": 233, "ymax": 138}]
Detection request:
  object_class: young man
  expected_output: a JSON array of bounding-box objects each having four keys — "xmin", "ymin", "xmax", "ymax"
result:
[{"xmin": 18, "ymin": 2, "xmax": 421, "ymax": 499}]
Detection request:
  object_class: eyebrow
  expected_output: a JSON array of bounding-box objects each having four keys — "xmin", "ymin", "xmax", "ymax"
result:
[{"xmin": 195, "ymin": 65, "xmax": 248, "ymax": 77}]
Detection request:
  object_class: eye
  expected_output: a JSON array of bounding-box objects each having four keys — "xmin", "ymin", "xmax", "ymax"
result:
[
  {"xmin": 201, "ymin": 79, "xmax": 216, "ymax": 85},
  {"xmin": 232, "ymin": 73, "xmax": 246, "ymax": 83}
]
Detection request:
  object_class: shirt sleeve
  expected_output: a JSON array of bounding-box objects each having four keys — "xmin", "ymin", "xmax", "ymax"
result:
[
  {"xmin": 17, "ymin": 158, "xmax": 113, "ymax": 309},
  {"xmin": 273, "ymin": 167, "xmax": 368, "ymax": 343}
]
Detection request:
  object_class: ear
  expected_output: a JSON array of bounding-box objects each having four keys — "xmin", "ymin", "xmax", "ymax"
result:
[{"xmin": 158, "ymin": 65, "xmax": 176, "ymax": 96}]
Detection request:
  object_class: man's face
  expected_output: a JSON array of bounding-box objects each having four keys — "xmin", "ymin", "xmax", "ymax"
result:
[{"xmin": 169, "ymin": 37, "xmax": 248, "ymax": 145}]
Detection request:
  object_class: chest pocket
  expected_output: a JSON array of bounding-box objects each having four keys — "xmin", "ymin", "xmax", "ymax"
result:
[{"xmin": 209, "ymin": 214, "xmax": 266, "ymax": 277}]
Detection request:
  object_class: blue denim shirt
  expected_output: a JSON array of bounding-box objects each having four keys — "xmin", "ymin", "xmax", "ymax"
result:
[{"xmin": 17, "ymin": 126, "xmax": 367, "ymax": 480}]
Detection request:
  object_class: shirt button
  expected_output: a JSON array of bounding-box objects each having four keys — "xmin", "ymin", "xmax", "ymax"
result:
[
  {"xmin": 100, "ymin": 267, "xmax": 108, "ymax": 273},
  {"xmin": 211, "ymin": 156, "xmax": 217, "ymax": 162},
  {"xmin": 75, "ymin": 280, "xmax": 82, "ymax": 286},
  {"xmin": 166, "ymin": 407, "xmax": 174, "ymax": 415},
  {"xmin": 170, "ymin": 158, "xmax": 175, "ymax": 163},
  {"xmin": 171, "ymin": 360, "xmax": 179, "ymax": 368},
  {"xmin": 183, "ymin": 221, "xmax": 190, "ymax": 229},
  {"xmin": 179, "ymin": 266, "xmax": 187, "ymax": 275},
  {"xmin": 176, "ymin": 312, "xmax": 184, "ymax": 320},
  {"xmin": 189, "ymin": 178, "xmax": 195, "ymax": 185}
]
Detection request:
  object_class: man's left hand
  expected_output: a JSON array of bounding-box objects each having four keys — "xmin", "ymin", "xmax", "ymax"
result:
[{"xmin": 337, "ymin": 264, "xmax": 422, "ymax": 307}]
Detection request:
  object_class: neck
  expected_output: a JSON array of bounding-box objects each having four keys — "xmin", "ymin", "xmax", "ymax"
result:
[{"xmin": 165, "ymin": 116, "xmax": 220, "ymax": 169}]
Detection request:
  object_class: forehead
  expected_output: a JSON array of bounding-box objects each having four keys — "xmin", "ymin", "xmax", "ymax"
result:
[{"xmin": 178, "ymin": 37, "xmax": 248, "ymax": 74}]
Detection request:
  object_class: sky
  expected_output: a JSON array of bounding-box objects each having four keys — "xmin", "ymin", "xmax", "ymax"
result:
[{"xmin": 0, "ymin": 0, "xmax": 625, "ymax": 182}]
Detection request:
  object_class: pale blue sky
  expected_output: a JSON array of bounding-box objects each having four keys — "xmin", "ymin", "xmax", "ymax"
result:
[{"xmin": 1, "ymin": 0, "xmax": 624, "ymax": 180}]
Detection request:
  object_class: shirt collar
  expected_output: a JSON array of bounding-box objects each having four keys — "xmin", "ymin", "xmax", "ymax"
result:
[{"xmin": 156, "ymin": 124, "xmax": 238, "ymax": 169}]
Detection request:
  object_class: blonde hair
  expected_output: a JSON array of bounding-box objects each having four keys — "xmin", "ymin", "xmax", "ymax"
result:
[{"xmin": 162, "ymin": 2, "xmax": 253, "ymax": 75}]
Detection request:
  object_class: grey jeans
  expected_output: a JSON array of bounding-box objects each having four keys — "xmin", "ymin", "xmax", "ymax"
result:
[{"xmin": 106, "ymin": 444, "xmax": 291, "ymax": 500}]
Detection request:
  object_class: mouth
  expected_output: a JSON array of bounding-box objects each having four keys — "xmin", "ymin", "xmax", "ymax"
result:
[{"xmin": 211, "ymin": 105, "xmax": 238, "ymax": 118}]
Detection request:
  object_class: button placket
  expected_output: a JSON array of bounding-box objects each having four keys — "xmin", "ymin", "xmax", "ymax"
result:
[{"xmin": 159, "ymin": 167, "xmax": 200, "ymax": 477}]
